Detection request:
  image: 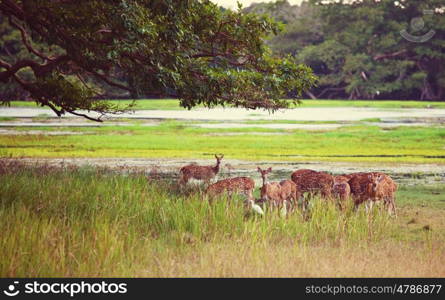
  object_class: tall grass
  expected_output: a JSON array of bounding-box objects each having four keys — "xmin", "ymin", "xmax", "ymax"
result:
[{"xmin": 0, "ymin": 162, "xmax": 443, "ymax": 277}]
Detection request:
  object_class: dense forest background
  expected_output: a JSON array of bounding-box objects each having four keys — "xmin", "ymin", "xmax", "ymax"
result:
[
  {"xmin": 1, "ymin": 0, "xmax": 444, "ymax": 101},
  {"xmin": 246, "ymin": 0, "xmax": 445, "ymax": 101}
]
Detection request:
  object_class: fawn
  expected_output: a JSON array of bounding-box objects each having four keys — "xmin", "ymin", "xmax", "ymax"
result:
[{"xmin": 257, "ymin": 167, "xmax": 299, "ymax": 211}]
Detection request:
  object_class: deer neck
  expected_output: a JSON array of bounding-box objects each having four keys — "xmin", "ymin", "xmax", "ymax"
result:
[
  {"xmin": 213, "ymin": 161, "xmax": 220, "ymax": 174},
  {"xmin": 261, "ymin": 175, "xmax": 268, "ymax": 187}
]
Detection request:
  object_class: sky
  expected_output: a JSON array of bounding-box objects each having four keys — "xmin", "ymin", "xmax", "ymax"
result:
[{"xmin": 212, "ymin": 0, "xmax": 304, "ymax": 9}]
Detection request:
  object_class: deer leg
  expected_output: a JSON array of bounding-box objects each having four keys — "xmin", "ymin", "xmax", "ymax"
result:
[
  {"xmin": 290, "ymin": 191, "xmax": 297, "ymax": 212},
  {"xmin": 353, "ymin": 200, "xmax": 360, "ymax": 213},
  {"xmin": 178, "ymin": 174, "xmax": 188, "ymax": 191},
  {"xmin": 387, "ymin": 197, "xmax": 396, "ymax": 216},
  {"xmin": 337, "ymin": 198, "xmax": 344, "ymax": 211},
  {"xmin": 385, "ymin": 200, "xmax": 391, "ymax": 215},
  {"xmin": 247, "ymin": 189, "xmax": 254, "ymax": 202},
  {"xmin": 321, "ymin": 189, "xmax": 328, "ymax": 200},
  {"xmin": 366, "ymin": 200, "xmax": 374, "ymax": 213},
  {"xmin": 301, "ymin": 198, "xmax": 309, "ymax": 212},
  {"xmin": 178, "ymin": 174, "xmax": 184, "ymax": 186},
  {"xmin": 392, "ymin": 201, "xmax": 397, "ymax": 217}
]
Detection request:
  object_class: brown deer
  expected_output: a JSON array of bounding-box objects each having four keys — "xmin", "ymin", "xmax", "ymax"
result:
[
  {"xmin": 332, "ymin": 175, "xmax": 351, "ymax": 210},
  {"xmin": 179, "ymin": 154, "xmax": 224, "ymax": 186},
  {"xmin": 368, "ymin": 172, "xmax": 397, "ymax": 215},
  {"xmin": 348, "ymin": 172, "xmax": 397, "ymax": 215},
  {"xmin": 291, "ymin": 169, "xmax": 334, "ymax": 199},
  {"xmin": 257, "ymin": 167, "xmax": 299, "ymax": 211},
  {"xmin": 205, "ymin": 176, "xmax": 255, "ymax": 201}
]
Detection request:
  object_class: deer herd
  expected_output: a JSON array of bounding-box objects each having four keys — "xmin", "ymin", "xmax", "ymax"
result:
[{"xmin": 178, "ymin": 154, "xmax": 397, "ymax": 216}]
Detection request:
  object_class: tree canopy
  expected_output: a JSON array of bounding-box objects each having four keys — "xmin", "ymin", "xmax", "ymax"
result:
[
  {"xmin": 251, "ymin": 0, "xmax": 444, "ymax": 101},
  {"xmin": 0, "ymin": 0, "xmax": 316, "ymax": 121}
]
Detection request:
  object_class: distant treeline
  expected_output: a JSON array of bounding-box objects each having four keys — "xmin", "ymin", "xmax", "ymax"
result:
[{"xmin": 246, "ymin": 0, "xmax": 444, "ymax": 101}]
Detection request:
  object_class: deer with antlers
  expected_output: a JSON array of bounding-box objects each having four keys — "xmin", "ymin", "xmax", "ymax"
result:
[
  {"xmin": 179, "ymin": 154, "xmax": 224, "ymax": 187},
  {"xmin": 257, "ymin": 167, "xmax": 299, "ymax": 212}
]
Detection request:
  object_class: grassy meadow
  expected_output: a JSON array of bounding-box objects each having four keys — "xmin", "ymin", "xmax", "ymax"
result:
[
  {"xmin": 1, "ymin": 161, "xmax": 444, "ymax": 277},
  {"xmin": 1, "ymin": 121, "xmax": 445, "ymax": 163}
]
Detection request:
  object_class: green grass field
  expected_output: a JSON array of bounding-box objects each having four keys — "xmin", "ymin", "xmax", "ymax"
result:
[
  {"xmin": 1, "ymin": 162, "xmax": 443, "ymax": 277},
  {"xmin": 6, "ymin": 99, "xmax": 445, "ymax": 110},
  {"xmin": 1, "ymin": 121, "xmax": 444, "ymax": 163}
]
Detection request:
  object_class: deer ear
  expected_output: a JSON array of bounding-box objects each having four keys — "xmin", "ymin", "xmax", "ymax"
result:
[
  {"xmin": 257, "ymin": 167, "xmax": 262, "ymax": 172},
  {"xmin": 267, "ymin": 167, "xmax": 272, "ymax": 172}
]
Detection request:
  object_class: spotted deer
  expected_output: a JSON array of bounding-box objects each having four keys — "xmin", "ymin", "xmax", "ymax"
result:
[
  {"xmin": 291, "ymin": 169, "xmax": 334, "ymax": 199},
  {"xmin": 205, "ymin": 176, "xmax": 255, "ymax": 201},
  {"xmin": 348, "ymin": 172, "xmax": 397, "ymax": 215},
  {"xmin": 179, "ymin": 154, "xmax": 224, "ymax": 186},
  {"xmin": 332, "ymin": 175, "xmax": 351, "ymax": 209},
  {"xmin": 368, "ymin": 172, "xmax": 397, "ymax": 215},
  {"xmin": 257, "ymin": 167, "xmax": 299, "ymax": 210}
]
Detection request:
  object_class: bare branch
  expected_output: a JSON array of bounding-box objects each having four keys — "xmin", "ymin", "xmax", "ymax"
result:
[
  {"xmin": 66, "ymin": 109, "xmax": 104, "ymax": 122},
  {"xmin": 305, "ymin": 90, "xmax": 317, "ymax": 100},
  {"xmin": 0, "ymin": 59, "xmax": 39, "ymax": 82},
  {"xmin": 0, "ymin": 58, "xmax": 12, "ymax": 69},
  {"xmin": 373, "ymin": 49, "xmax": 407, "ymax": 61},
  {"xmin": 0, "ymin": 55, "xmax": 69, "ymax": 82},
  {"xmin": 42, "ymin": 101, "xmax": 64, "ymax": 117},
  {"xmin": 317, "ymin": 87, "xmax": 345, "ymax": 98},
  {"xmin": 0, "ymin": 0, "xmax": 25, "ymax": 19},
  {"xmin": 8, "ymin": 16, "xmax": 54, "ymax": 61},
  {"xmin": 88, "ymin": 69, "xmax": 133, "ymax": 92}
]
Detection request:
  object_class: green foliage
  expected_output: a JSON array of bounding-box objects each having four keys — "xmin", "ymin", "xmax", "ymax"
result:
[
  {"xmin": 253, "ymin": 0, "xmax": 445, "ymax": 100},
  {"xmin": 0, "ymin": 0, "xmax": 316, "ymax": 120}
]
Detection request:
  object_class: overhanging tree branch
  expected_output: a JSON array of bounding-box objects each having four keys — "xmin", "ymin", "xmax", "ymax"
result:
[
  {"xmin": 0, "ymin": 55, "xmax": 69, "ymax": 82},
  {"xmin": 8, "ymin": 16, "xmax": 54, "ymax": 61},
  {"xmin": 0, "ymin": 0, "xmax": 316, "ymax": 121}
]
